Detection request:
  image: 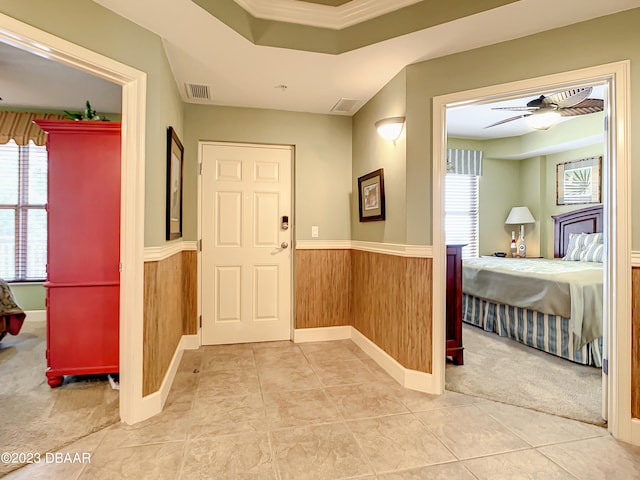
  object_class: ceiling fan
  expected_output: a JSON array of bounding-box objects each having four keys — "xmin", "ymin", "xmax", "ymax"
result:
[{"xmin": 485, "ymin": 87, "xmax": 604, "ymax": 129}]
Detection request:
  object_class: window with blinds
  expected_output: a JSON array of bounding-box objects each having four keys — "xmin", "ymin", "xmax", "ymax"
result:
[
  {"xmin": 445, "ymin": 174, "xmax": 479, "ymax": 259},
  {"xmin": 0, "ymin": 140, "xmax": 48, "ymax": 282}
]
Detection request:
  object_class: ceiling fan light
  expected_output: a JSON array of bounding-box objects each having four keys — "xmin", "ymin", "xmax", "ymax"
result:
[{"xmin": 526, "ymin": 111, "xmax": 561, "ymax": 130}]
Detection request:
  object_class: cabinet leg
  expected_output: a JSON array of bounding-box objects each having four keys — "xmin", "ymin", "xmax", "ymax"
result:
[
  {"xmin": 47, "ymin": 374, "xmax": 64, "ymax": 388},
  {"xmin": 454, "ymin": 350, "xmax": 464, "ymax": 365}
]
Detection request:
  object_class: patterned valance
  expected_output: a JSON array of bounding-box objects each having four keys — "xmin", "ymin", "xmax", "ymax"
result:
[
  {"xmin": 446, "ymin": 149, "xmax": 483, "ymax": 176},
  {"xmin": 0, "ymin": 111, "xmax": 66, "ymax": 146}
]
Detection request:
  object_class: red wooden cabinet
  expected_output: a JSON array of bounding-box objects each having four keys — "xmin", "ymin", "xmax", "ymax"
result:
[{"xmin": 35, "ymin": 120, "xmax": 121, "ymax": 387}]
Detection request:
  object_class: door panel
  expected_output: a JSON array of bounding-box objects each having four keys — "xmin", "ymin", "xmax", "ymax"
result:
[
  {"xmin": 216, "ymin": 191, "xmax": 242, "ymax": 246},
  {"xmin": 201, "ymin": 143, "xmax": 292, "ymax": 345}
]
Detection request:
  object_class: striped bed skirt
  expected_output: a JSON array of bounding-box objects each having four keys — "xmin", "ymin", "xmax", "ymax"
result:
[{"xmin": 462, "ymin": 293, "xmax": 603, "ymax": 367}]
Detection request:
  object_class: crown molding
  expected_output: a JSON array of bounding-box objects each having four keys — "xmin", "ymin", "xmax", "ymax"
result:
[{"xmin": 233, "ymin": 0, "xmax": 421, "ymax": 30}]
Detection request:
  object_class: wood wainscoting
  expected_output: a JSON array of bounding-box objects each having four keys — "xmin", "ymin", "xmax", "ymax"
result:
[
  {"xmin": 143, "ymin": 250, "xmax": 197, "ymax": 396},
  {"xmin": 352, "ymin": 250, "xmax": 432, "ymax": 373},
  {"xmin": 295, "ymin": 247, "xmax": 433, "ymax": 374},
  {"xmin": 632, "ymin": 267, "xmax": 640, "ymax": 418},
  {"xmin": 295, "ymin": 249, "xmax": 352, "ymax": 329}
]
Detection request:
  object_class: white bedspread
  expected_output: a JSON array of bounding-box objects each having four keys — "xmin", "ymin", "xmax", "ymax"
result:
[{"xmin": 462, "ymin": 257, "xmax": 603, "ymax": 349}]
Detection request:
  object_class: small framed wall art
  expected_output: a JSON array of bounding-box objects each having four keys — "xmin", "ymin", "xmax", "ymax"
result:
[
  {"xmin": 166, "ymin": 126, "xmax": 184, "ymax": 240},
  {"xmin": 358, "ymin": 168, "xmax": 386, "ymax": 222},
  {"xmin": 556, "ymin": 156, "xmax": 601, "ymax": 205}
]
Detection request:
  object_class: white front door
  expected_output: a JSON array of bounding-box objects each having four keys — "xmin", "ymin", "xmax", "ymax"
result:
[{"xmin": 200, "ymin": 142, "xmax": 292, "ymax": 345}]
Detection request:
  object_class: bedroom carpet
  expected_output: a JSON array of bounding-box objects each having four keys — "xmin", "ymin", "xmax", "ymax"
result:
[
  {"xmin": 0, "ymin": 321, "xmax": 119, "ymax": 477},
  {"xmin": 446, "ymin": 323, "xmax": 605, "ymax": 427}
]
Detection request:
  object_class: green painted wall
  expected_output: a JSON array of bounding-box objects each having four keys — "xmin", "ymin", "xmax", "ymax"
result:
[
  {"xmin": 446, "ymin": 139, "xmax": 603, "ymax": 258},
  {"xmin": 519, "ymin": 156, "xmax": 544, "ymax": 257},
  {"xmin": 193, "ymin": 0, "xmax": 516, "ymax": 54},
  {"xmin": 480, "ymin": 158, "xmax": 521, "ymax": 256},
  {"xmin": 0, "ymin": 0, "xmax": 184, "ymax": 248},
  {"xmin": 183, "ymin": 104, "xmax": 352, "ymax": 242},
  {"xmin": 352, "ymin": 70, "xmax": 406, "ymax": 244},
  {"xmin": 9, "ymin": 284, "xmax": 44, "ymax": 311},
  {"xmin": 542, "ymin": 145, "xmax": 604, "ymax": 256},
  {"xmin": 397, "ymin": 8, "xmax": 640, "ymax": 248}
]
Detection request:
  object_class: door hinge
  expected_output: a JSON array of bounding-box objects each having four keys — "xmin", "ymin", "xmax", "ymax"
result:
[
  {"xmin": 199, "ymin": 315, "xmax": 202, "ymax": 328},
  {"xmin": 199, "ymin": 163, "xmax": 203, "ymax": 175},
  {"xmin": 603, "ymin": 358, "xmax": 609, "ymax": 375},
  {"xmin": 198, "ymin": 239, "xmax": 202, "ymax": 252},
  {"xmin": 119, "ymin": 262, "xmax": 123, "ymax": 273}
]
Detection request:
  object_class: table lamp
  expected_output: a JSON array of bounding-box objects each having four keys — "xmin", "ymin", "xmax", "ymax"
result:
[{"xmin": 505, "ymin": 206, "xmax": 536, "ymax": 257}]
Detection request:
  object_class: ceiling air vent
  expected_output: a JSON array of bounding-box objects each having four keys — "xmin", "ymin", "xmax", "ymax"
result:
[
  {"xmin": 331, "ymin": 98, "xmax": 360, "ymax": 114},
  {"xmin": 185, "ymin": 83, "xmax": 211, "ymax": 100}
]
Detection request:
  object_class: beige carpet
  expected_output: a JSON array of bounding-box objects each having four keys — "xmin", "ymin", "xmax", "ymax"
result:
[
  {"xmin": 0, "ymin": 321, "xmax": 119, "ymax": 477},
  {"xmin": 446, "ymin": 324, "xmax": 604, "ymax": 426}
]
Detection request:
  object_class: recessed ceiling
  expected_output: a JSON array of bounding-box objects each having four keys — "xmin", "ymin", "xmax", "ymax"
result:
[
  {"xmin": 199, "ymin": 0, "xmax": 513, "ymax": 50},
  {"xmin": 298, "ymin": 0, "xmax": 351, "ymax": 6},
  {"xmin": 229, "ymin": 0, "xmax": 424, "ymax": 30},
  {"xmin": 92, "ymin": 0, "xmax": 638, "ymax": 125},
  {"xmin": 1, "ymin": 0, "xmax": 636, "ymax": 144}
]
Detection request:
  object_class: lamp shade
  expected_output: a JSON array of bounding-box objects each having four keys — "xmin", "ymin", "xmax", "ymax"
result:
[
  {"xmin": 505, "ymin": 206, "xmax": 535, "ymax": 225},
  {"xmin": 375, "ymin": 116, "xmax": 405, "ymax": 141}
]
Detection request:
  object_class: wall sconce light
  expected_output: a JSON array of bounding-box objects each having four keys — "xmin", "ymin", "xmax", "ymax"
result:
[
  {"xmin": 375, "ymin": 116, "xmax": 405, "ymax": 141},
  {"xmin": 526, "ymin": 111, "xmax": 561, "ymax": 130}
]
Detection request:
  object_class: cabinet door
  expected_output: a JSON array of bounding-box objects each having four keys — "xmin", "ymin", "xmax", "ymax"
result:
[
  {"xmin": 46, "ymin": 127, "xmax": 121, "ymax": 283},
  {"xmin": 46, "ymin": 285, "xmax": 119, "ymax": 372}
]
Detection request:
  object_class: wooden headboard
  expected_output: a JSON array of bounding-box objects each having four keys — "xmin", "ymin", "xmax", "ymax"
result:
[{"xmin": 551, "ymin": 205, "xmax": 603, "ymax": 258}]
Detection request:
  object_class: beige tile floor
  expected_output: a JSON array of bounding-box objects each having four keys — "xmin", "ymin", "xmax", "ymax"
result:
[{"xmin": 5, "ymin": 339, "xmax": 640, "ymax": 479}]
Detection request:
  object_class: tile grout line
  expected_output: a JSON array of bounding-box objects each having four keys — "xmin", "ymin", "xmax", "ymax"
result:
[{"xmin": 534, "ymin": 447, "xmax": 582, "ymax": 479}]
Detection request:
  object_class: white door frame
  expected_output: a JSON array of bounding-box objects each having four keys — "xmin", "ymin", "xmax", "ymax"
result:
[
  {"xmin": 432, "ymin": 61, "xmax": 635, "ymax": 443},
  {"xmin": 197, "ymin": 141, "xmax": 295, "ymax": 346},
  {"xmin": 0, "ymin": 14, "xmax": 148, "ymax": 424}
]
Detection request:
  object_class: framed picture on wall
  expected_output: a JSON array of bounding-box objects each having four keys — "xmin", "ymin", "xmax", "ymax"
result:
[
  {"xmin": 556, "ymin": 156, "xmax": 602, "ymax": 205},
  {"xmin": 166, "ymin": 126, "xmax": 184, "ymax": 240},
  {"xmin": 358, "ymin": 168, "xmax": 386, "ymax": 222}
]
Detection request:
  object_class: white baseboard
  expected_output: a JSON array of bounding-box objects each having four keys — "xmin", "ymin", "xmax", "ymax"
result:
[
  {"xmin": 631, "ymin": 418, "xmax": 640, "ymax": 445},
  {"xmin": 349, "ymin": 327, "xmax": 405, "ymax": 386},
  {"xmin": 24, "ymin": 310, "xmax": 46, "ymax": 322},
  {"xmin": 293, "ymin": 326, "xmax": 351, "ymax": 343},
  {"xmin": 180, "ymin": 333, "xmax": 201, "ymax": 351},
  {"xmin": 404, "ymin": 367, "xmax": 439, "ymax": 394},
  {"xmin": 159, "ymin": 334, "xmax": 200, "ymax": 405},
  {"xmin": 294, "ymin": 325, "xmax": 438, "ymax": 394},
  {"xmin": 136, "ymin": 334, "xmax": 201, "ymax": 423}
]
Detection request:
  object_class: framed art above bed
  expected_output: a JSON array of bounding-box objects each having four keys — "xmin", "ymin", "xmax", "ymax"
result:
[{"xmin": 556, "ymin": 156, "xmax": 602, "ymax": 206}]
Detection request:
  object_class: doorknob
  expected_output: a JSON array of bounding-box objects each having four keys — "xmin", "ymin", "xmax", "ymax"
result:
[{"xmin": 280, "ymin": 242, "xmax": 289, "ymax": 249}]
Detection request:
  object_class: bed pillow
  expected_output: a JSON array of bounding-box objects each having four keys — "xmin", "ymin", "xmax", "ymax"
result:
[
  {"xmin": 580, "ymin": 242, "xmax": 605, "ymax": 262},
  {"xmin": 563, "ymin": 232, "xmax": 603, "ymax": 261}
]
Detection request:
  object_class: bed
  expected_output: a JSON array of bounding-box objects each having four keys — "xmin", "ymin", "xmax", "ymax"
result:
[
  {"xmin": 0, "ymin": 278, "xmax": 26, "ymax": 341},
  {"xmin": 461, "ymin": 205, "xmax": 604, "ymax": 367}
]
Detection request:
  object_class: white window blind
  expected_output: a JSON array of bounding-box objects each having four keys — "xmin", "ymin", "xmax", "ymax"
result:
[
  {"xmin": 0, "ymin": 140, "xmax": 48, "ymax": 282},
  {"xmin": 445, "ymin": 174, "xmax": 479, "ymax": 259}
]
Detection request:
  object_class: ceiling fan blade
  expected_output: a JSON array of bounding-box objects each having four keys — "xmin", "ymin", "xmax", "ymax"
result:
[
  {"xmin": 484, "ymin": 114, "xmax": 531, "ymax": 129},
  {"xmin": 491, "ymin": 106, "xmax": 539, "ymax": 112},
  {"xmin": 544, "ymin": 87, "xmax": 592, "ymax": 108},
  {"xmin": 559, "ymin": 98, "xmax": 604, "ymax": 116}
]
